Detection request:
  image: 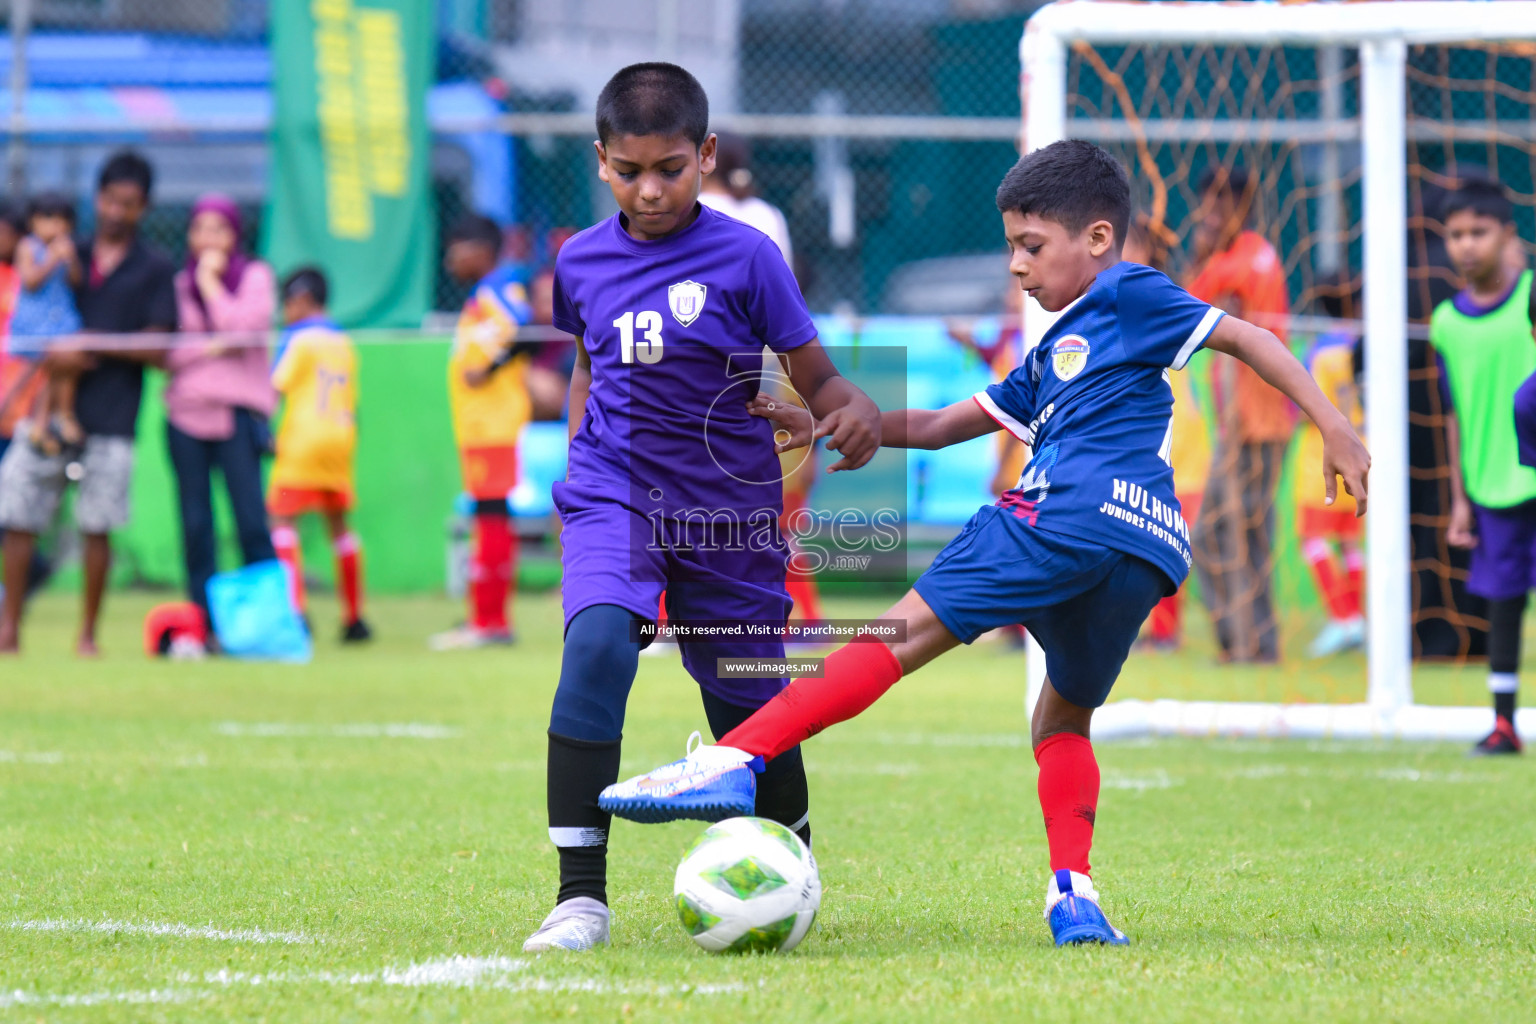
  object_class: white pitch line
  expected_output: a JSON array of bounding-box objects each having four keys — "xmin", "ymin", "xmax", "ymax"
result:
[
  {"xmin": 194, "ymin": 956, "xmax": 744, "ymax": 995},
  {"xmin": 214, "ymin": 722, "xmax": 461, "ymax": 739},
  {"xmin": 1101, "ymin": 770, "xmax": 1178, "ymax": 791},
  {"xmin": 0, "ymin": 988, "xmax": 193, "ymax": 1007},
  {"xmin": 9, "ymin": 918, "xmax": 317, "ymax": 945},
  {"xmin": 0, "ymin": 751, "xmax": 64, "ymax": 764}
]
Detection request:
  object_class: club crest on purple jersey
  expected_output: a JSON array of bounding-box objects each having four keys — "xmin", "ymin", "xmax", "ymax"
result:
[{"xmin": 668, "ymin": 280, "xmax": 708, "ymax": 326}]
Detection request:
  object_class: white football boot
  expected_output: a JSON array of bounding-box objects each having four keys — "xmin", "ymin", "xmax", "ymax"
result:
[{"xmin": 522, "ymin": 896, "xmax": 611, "ymax": 952}]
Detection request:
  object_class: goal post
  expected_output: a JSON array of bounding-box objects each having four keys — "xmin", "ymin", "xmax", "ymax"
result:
[{"xmin": 1019, "ymin": 0, "xmax": 1536, "ymax": 740}]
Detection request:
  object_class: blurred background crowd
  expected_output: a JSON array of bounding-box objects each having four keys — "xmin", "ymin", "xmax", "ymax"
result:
[{"xmin": 0, "ymin": 0, "xmax": 1520, "ymax": 668}]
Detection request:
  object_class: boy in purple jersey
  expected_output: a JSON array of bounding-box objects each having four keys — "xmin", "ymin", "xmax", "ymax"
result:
[
  {"xmin": 521, "ymin": 63, "xmax": 881, "ymax": 953},
  {"xmin": 599, "ymin": 141, "xmax": 1371, "ymax": 947}
]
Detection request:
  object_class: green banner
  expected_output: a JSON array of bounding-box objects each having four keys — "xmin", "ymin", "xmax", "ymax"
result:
[{"xmin": 263, "ymin": 0, "xmax": 434, "ymax": 328}]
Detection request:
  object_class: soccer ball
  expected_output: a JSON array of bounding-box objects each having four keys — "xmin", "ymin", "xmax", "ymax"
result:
[{"xmin": 673, "ymin": 816, "xmax": 821, "ymax": 953}]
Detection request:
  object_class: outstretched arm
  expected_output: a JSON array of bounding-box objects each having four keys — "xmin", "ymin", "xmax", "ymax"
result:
[
  {"xmin": 1205, "ymin": 315, "xmax": 1370, "ymax": 514},
  {"xmin": 750, "ymin": 394, "xmax": 999, "ymax": 454},
  {"xmin": 880, "ymin": 399, "xmax": 998, "ymax": 450}
]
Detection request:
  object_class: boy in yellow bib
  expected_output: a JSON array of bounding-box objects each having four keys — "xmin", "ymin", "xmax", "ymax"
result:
[
  {"xmin": 432, "ymin": 215, "xmax": 533, "ymax": 650},
  {"xmin": 268, "ymin": 267, "xmax": 371, "ymax": 642}
]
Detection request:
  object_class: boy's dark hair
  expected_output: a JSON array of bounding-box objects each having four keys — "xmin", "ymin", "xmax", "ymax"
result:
[
  {"xmin": 994, "ymin": 139, "xmax": 1130, "ymax": 243},
  {"xmin": 1198, "ymin": 164, "xmax": 1252, "ymax": 200},
  {"xmin": 281, "ymin": 266, "xmax": 329, "ymax": 308},
  {"xmin": 98, "ymin": 150, "xmax": 154, "ymax": 199},
  {"xmin": 447, "ymin": 213, "xmax": 503, "ymax": 251},
  {"xmin": 595, "ymin": 62, "xmax": 709, "ymax": 147},
  {"xmin": 1317, "ymin": 268, "xmax": 1362, "ymax": 321},
  {"xmin": 1442, "ymin": 176, "xmax": 1514, "ymax": 225},
  {"xmin": 0, "ymin": 199, "xmax": 25, "ymax": 234},
  {"xmin": 25, "ymin": 192, "xmax": 74, "ymax": 226}
]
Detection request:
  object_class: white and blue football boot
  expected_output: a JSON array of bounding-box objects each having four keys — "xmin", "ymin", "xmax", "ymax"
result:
[
  {"xmin": 1045, "ymin": 869, "xmax": 1129, "ymax": 946},
  {"xmin": 598, "ymin": 732, "xmax": 761, "ymax": 823}
]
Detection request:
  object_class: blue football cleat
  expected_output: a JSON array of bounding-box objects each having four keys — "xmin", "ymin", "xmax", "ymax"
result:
[
  {"xmin": 1046, "ymin": 869, "xmax": 1130, "ymax": 946},
  {"xmin": 598, "ymin": 732, "xmax": 762, "ymax": 824}
]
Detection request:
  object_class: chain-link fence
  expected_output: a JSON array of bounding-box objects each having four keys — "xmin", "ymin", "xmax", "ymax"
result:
[{"xmin": 0, "ymin": 0, "xmax": 1039, "ymax": 316}]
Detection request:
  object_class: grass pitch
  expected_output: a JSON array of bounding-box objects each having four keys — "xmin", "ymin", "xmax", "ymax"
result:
[{"xmin": 0, "ymin": 587, "xmax": 1532, "ymax": 1022}]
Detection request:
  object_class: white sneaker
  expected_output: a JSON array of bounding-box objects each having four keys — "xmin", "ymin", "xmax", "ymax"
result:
[
  {"xmin": 522, "ymin": 896, "xmax": 611, "ymax": 952},
  {"xmin": 1308, "ymin": 615, "xmax": 1365, "ymax": 658}
]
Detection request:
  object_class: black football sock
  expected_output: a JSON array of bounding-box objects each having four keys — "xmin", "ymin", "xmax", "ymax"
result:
[
  {"xmin": 1487, "ymin": 595, "xmax": 1526, "ymax": 722},
  {"xmin": 1495, "ymin": 691, "xmax": 1517, "ymax": 722},
  {"xmin": 701, "ymin": 688, "xmax": 811, "ymax": 847},
  {"xmin": 547, "ymin": 731, "xmax": 623, "ymax": 906}
]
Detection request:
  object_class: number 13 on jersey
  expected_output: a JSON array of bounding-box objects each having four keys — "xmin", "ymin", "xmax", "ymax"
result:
[{"xmin": 613, "ymin": 310, "xmax": 664, "ymax": 364}]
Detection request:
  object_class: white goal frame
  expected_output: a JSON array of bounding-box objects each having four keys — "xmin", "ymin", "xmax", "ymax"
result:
[{"xmin": 1020, "ymin": 0, "xmax": 1536, "ymax": 741}]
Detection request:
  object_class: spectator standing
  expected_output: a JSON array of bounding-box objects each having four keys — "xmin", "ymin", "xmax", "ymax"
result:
[
  {"xmin": 430, "ymin": 214, "xmax": 534, "ymax": 650},
  {"xmin": 0, "ymin": 200, "xmax": 27, "ymax": 445},
  {"xmin": 9, "ymin": 194, "xmax": 84, "ymax": 454},
  {"xmin": 699, "ymin": 133, "xmax": 792, "ymax": 264},
  {"xmin": 267, "ymin": 267, "xmax": 370, "ymax": 642},
  {"xmin": 0, "ymin": 151, "xmax": 177, "ymax": 655},
  {"xmin": 1296, "ymin": 279, "xmax": 1366, "ymax": 658},
  {"xmin": 1437, "ymin": 179, "xmax": 1536, "ymax": 755},
  {"xmin": 1185, "ymin": 166, "xmax": 1295, "ymax": 663},
  {"xmin": 0, "ymin": 200, "xmax": 49, "ymax": 604},
  {"xmin": 163, "ymin": 193, "xmax": 278, "ymax": 624},
  {"xmin": 701, "ymin": 135, "xmax": 823, "ymax": 623},
  {"xmin": 1125, "ymin": 217, "xmax": 1210, "ymax": 651}
]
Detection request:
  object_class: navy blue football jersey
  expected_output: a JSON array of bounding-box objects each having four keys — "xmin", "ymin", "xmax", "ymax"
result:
[{"xmin": 975, "ymin": 262, "xmax": 1224, "ymax": 586}]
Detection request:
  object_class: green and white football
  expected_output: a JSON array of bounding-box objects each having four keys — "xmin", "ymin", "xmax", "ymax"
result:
[{"xmin": 673, "ymin": 816, "xmax": 821, "ymax": 953}]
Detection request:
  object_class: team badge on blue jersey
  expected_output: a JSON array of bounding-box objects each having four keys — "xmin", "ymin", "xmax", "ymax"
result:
[
  {"xmin": 1052, "ymin": 335, "xmax": 1091, "ymax": 381},
  {"xmin": 668, "ymin": 280, "xmax": 708, "ymax": 326}
]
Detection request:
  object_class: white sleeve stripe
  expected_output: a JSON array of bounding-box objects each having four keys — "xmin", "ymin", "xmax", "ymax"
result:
[
  {"xmin": 1171, "ymin": 306, "xmax": 1224, "ymax": 370},
  {"xmin": 973, "ymin": 392, "xmax": 1029, "ymax": 441}
]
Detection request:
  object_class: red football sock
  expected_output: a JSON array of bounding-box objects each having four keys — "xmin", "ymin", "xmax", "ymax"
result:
[
  {"xmin": 786, "ymin": 576, "xmax": 824, "ymax": 623},
  {"xmin": 1147, "ymin": 590, "xmax": 1180, "ymax": 642},
  {"xmin": 1342, "ymin": 546, "xmax": 1364, "ymax": 619},
  {"xmin": 1034, "ymin": 731, "xmax": 1099, "ymax": 876},
  {"xmin": 470, "ymin": 514, "xmax": 514, "ymax": 633},
  {"xmin": 333, "ymin": 532, "xmax": 364, "ymax": 625},
  {"xmin": 272, "ymin": 526, "xmax": 306, "ymax": 613},
  {"xmin": 1304, "ymin": 537, "xmax": 1351, "ymax": 621},
  {"xmin": 721, "ymin": 639, "xmax": 903, "ymax": 761}
]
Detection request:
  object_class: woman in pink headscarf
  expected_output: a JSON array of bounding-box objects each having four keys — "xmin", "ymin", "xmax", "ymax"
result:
[{"xmin": 163, "ymin": 194, "xmax": 277, "ymax": 621}]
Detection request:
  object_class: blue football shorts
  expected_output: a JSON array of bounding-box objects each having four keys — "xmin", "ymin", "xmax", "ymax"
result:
[{"xmin": 913, "ymin": 504, "xmax": 1172, "ymax": 709}]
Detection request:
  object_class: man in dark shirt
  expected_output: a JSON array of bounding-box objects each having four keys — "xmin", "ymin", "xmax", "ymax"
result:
[{"xmin": 0, "ymin": 151, "xmax": 177, "ymax": 654}]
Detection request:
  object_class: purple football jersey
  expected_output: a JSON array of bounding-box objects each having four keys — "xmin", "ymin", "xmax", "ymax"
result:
[{"xmin": 552, "ymin": 204, "xmax": 817, "ymax": 517}]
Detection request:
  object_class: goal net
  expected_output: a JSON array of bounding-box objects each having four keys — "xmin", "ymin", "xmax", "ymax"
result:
[{"xmin": 1019, "ymin": 0, "xmax": 1536, "ymax": 740}]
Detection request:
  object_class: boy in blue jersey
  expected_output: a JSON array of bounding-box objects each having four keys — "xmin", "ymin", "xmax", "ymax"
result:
[
  {"xmin": 600, "ymin": 141, "xmax": 1371, "ymax": 946},
  {"xmin": 521, "ymin": 63, "xmax": 882, "ymax": 952}
]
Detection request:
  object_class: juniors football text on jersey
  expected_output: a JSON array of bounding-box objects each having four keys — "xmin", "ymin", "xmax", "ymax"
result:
[
  {"xmin": 449, "ymin": 265, "xmax": 533, "ymax": 450},
  {"xmin": 1432, "ymin": 270, "xmax": 1536, "ymax": 510},
  {"xmin": 552, "ymin": 204, "xmax": 817, "ymax": 517},
  {"xmin": 1293, "ymin": 331, "xmax": 1362, "ymax": 513},
  {"xmin": 271, "ymin": 315, "xmax": 358, "ymax": 492},
  {"xmin": 977, "ymin": 262, "xmax": 1223, "ymax": 587}
]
